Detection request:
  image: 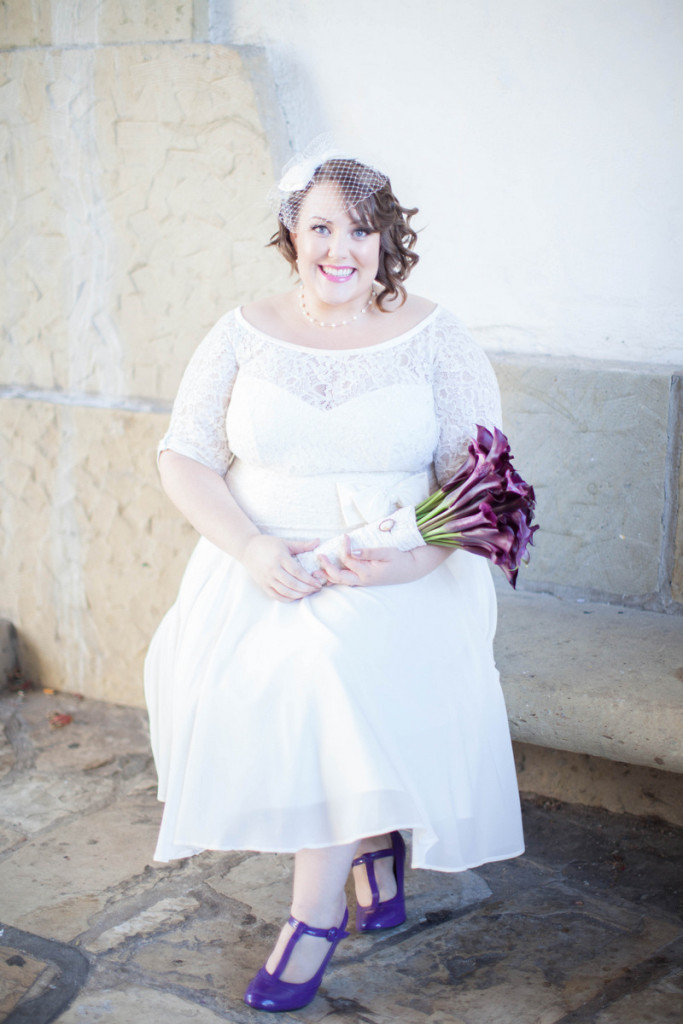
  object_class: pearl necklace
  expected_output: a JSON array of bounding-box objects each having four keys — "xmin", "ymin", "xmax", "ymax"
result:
[{"xmin": 299, "ymin": 285, "xmax": 375, "ymax": 328}]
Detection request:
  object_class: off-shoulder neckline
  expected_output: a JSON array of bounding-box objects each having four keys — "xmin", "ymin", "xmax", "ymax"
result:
[{"xmin": 234, "ymin": 305, "xmax": 443, "ymax": 354}]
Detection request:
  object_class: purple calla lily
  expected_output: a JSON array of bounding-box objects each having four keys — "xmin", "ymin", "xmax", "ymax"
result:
[
  {"xmin": 298, "ymin": 426, "xmax": 538, "ymax": 588},
  {"xmin": 414, "ymin": 426, "xmax": 538, "ymax": 588}
]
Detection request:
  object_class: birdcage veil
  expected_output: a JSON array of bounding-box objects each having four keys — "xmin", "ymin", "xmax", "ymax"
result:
[{"xmin": 270, "ymin": 135, "xmax": 390, "ymax": 231}]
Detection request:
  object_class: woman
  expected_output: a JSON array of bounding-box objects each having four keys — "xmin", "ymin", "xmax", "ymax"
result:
[{"xmin": 144, "ymin": 146, "xmax": 524, "ymax": 1012}]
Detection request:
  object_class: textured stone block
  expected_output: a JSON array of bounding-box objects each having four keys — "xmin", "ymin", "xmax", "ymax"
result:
[
  {"xmin": 0, "ymin": 0, "xmax": 194, "ymax": 47},
  {"xmin": 494, "ymin": 356, "xmax": 671, "ymax": 597},
  {"xmin": 88, "ymin": 896, "xmax": 200, "ymax": 953},
  {"xmin": 0, "ymin": 794, "xmax": 162, "ymax": 939},
  {"xmin": 0, "ymin": 43, "xmax": 290, "ymax": 401},
  {"xmin": 673, "ymin": 420, "xmax": 683, "ymax": 602},
  {"xmin": 0, "ymin": 397, "xmax": 195, "ymax": 705},
  {"xmin": 57, "ymin": 986, "xmax": 227, "ymax": 1024},
  {"xmin": 0, "ymin": 691, "xmax": 154, "ymax": 840},
  {"xmin": 0, "ymin": 0, "xmax": 51, "ymax": 46}
]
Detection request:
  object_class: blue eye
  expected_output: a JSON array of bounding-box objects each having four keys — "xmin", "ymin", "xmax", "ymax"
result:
[{"xmin": 311, "ymin": 223, "xmax": 330, "ymax": 234}]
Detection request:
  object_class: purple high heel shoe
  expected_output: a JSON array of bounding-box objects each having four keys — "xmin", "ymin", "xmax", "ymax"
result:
[
  {"xmin": 243, "ymin": 908, "xmax": 349, "ymax": 1012},
  {"xmin": 352, "ymin": 830, "xmax": 406, "ymax": 931}
]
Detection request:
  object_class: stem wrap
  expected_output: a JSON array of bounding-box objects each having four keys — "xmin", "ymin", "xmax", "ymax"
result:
[{"xmin": 298, "ymin": 504, "xmax": 426, "ymax": 574}]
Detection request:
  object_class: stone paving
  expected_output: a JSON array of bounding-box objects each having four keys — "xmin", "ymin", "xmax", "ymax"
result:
[{"xmin": 1, "ymin": 688, "xmax": 682, "ymax": 1024}]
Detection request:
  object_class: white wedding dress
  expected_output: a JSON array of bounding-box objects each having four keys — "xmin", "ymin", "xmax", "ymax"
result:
[{"xmin": 144, "ymin": 306, "xmax": 524, "ymax": 869}]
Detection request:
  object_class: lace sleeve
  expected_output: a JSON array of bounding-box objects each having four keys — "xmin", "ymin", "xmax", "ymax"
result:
[
  {"xmin": 432, "ymin": 313, "xmax": 503, "ymax": 486},
  {"xmin": 158, "ymin": 313, "xmax": 238, "ymax": 477}
]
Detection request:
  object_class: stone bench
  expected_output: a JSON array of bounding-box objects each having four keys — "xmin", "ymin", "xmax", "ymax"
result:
[{"xmin": 494, "ymin": 589, "xmax": 683, "ymax": 773}]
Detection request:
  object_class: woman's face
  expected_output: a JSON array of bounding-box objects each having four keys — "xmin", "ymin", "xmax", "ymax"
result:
[{"xmin": 291, "ymin": 183, "xmax": 381, "ymax": 313}]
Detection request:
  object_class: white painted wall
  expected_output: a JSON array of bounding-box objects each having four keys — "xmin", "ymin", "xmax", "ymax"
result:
[{"xmin": 217, "ymin": 0, "xmax": 683, "ymax": 365}]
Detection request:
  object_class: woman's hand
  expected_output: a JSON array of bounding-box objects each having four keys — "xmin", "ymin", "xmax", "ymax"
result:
[
  {"xmin": 240, "ymin": 535, "xmax": 326, "ymax": 602},
  {"xmin": 318, "ymin": 536, "xmax": 451, "ymax": 588},
  {"xmin": 158, "ymin": 454, "xmax": 325, "ymax": 602}
]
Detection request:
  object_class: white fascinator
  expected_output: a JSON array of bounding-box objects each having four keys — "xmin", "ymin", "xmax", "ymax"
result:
[{"xmin": 271, "ymin": 135, "xmax": 389, "ymax": 231}]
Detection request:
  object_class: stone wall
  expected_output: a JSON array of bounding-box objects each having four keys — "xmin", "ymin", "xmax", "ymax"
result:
[
  {"xmin": 1, "ymin": 0, "xmax": 196, "ymax": 45},
  {"xmin": 1, "ymin": 2, "xmax": 680, "ymax": 709},
  {"xmin": 1, "ymin": 400, "xmax": 186, "ymax": 703},
  {"xmin": 1, "ymin": 1, "xmax": 291, "ymax": 705}
]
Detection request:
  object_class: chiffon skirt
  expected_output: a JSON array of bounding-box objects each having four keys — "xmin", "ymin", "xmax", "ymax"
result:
[{"xmin": 144, "ymin": 532, "xmax": 523, "ymax": 869}]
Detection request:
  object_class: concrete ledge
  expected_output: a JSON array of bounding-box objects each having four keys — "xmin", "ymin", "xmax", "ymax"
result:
[
  {"xmin": 495, "ymin": 590, "xmax": 683, "ymax": 772},
  {"xmin": 512, "ymin": 741, "xmax": 683, "ymax": 827}
]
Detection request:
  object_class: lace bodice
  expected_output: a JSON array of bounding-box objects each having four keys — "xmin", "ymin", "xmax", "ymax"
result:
[{"xmin": 160, "ymin": 306, "xmax": 502, "ymax": 536}]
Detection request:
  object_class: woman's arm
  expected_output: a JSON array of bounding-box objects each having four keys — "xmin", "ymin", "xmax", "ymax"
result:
[
  {"xmin": 159, "ymin": 315, "xmax": 323, "ymax": 602},
  {"xmin": 159, "ymin": 450, "xmax": 258, "ymax": 557},
  {"xmin": 160, "ymin": 450, "xmax": 324, "ymax": 602}
]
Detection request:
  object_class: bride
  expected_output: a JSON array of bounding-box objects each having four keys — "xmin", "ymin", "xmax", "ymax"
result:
[{"xmin": 145, "ymin": 144, "xmax": 524, "ymax": 1012}]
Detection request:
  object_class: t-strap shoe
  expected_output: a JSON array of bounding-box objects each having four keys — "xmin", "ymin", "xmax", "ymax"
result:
[
  {"xmin": 243, "ymin": 908, "xmax": 349, "ymax": 1012},
  {"xmin": 352, "ymin": 830, "xmax": 406, "ymax": 931}
]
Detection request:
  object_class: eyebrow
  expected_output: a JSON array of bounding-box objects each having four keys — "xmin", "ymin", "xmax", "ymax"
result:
[{"xmin": 306, "ymin": 215, "xmax": 371, "ymax": 228}]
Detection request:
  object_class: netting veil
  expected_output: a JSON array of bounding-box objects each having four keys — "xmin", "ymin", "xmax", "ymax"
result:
[{"xmin": 271, "ymin": 136, "xmax": 390, "ymax": 231}]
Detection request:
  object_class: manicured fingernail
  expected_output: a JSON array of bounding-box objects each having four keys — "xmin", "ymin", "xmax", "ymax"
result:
[{"xmin": 351, "ymin": 549, "xmax": 362, "ymax": 556}]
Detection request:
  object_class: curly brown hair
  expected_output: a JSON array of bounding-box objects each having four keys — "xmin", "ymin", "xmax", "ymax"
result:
[{"xmin": 268, "ymin": 159, "xmax": 419, "ymax": 311}]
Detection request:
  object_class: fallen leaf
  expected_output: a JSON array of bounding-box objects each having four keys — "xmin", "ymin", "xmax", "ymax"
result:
[{"xmin": 49, "ymin": 712, "xmax": 73, "ymax": 728}]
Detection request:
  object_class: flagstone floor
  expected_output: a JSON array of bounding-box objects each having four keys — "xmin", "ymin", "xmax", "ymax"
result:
[{"xmin": 1, "ymin": 688, "xmax": 682, "ymax": 1024}]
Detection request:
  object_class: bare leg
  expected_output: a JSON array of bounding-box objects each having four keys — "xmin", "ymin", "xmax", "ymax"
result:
[
  {"xmin": 265, "ymin": 842, "xmax": 358, "ymax": 983},
  {"xmin": 352, "ymin": 833, "xmax": 399, "ymax": 907}
]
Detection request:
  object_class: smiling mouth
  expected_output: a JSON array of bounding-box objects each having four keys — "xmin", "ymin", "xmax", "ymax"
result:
[{"xmin": 319, "ymin": 265, "xmax": 355, "ymax": 282}]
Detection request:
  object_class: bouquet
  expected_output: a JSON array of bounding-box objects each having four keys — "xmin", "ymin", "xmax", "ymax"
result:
[{"xmin": 298, "ymin": 426, "xmax": 538, "ymax": 588}]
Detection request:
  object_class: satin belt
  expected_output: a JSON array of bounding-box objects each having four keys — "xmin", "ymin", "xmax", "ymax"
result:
[
  {"xmin": 336, "ymin": 471, "xmax": 430, "ymax": 527},
  {"xmin": 226, "ymin": 460, "xmax": 435, "ymax": 539}
]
